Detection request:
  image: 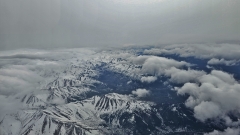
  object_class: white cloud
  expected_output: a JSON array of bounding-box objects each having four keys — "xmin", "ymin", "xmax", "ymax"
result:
[
  {"xmin": 176, "ymin": 83, "xmax": 200, "ymax": 101},
  {"xmin": 135, "ymin": 56, "xmax": 189, "ymax": 76},
  {"xmin": 208, "ymin": 58, "xmax": 238, "ymax": 66},
  {"xmin": 0, "ymin": 75, "xmax": 30, "ymax": 96},
  {"xmin": 165, "ymin": 67, "xmax": 206, "ymax": 84},
  {"xmin": 144, "ymin": 44, "xmax": 240, "ymax": 60},
  {"xmin": 132, "ymin": 88, "xmax": 150, "ymax": 98},
  {"xmin": 204, "ymin": 128, "xmax": 240, "ymax": 135},
  {"xmin": 0, "ymin": 48, "xmax": 97, "ymax": 120},
  {"xmin": 194, "ymin": 101, "xmax": 222, "ymax": 122},
  {"xmin": 0, "ymin": 67, "xmax": 43, "ymax": 96},
  {"xmin": 142, "ymin": 44, "xmax": 240, "ymax": 127},
  {"xmin": 129, "ymin": 55, "xmax": 206, "ymax": 84},
  {"xmin": 127, "ymin": 47, "xmax": 240, "ymax": 129},
  {"xmin": 130, "ymin": 55, "xmax": 150, "ymax": 65},
  {"xmin": 141, "ymin": 76, "xmax": 157, "ymax": 83},
  {"xmin": 127, "ymin": 55, "xmax": 191, "ymax": 83},
  {"xmin": 199, "ymin": 70, "xmax": 236, "ymax": 86},
  {"xmin": 175, "ymin": 70, "xmax": 240, "ymax": 123}
]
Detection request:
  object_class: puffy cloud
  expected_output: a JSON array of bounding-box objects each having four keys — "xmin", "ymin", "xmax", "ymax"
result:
[
  {"xmin": 130, "ymin": 55, "xmax": 205, "ymax": 85},
  {"xmin": 128, "ymin": 55, "xmax": 191, "ymax": 84},
  {"xmin": 142, "ymin": 45, "xmax": 240, "ymax": 124},
  {"xmin": 194, "ymin": 101, "xmax": 222, "ymax": 122},
  {"xmin": 204, "ymin": 128, "xmax": 240, "ymax": 135},
  {"xmin": 175, "ymin": 70, "xmax": 240, "ymax": 123},
  {"xmin": 141, "ymin": 76, "xmax": 157, "ymax": 83},
  {"xmin": 165, "ymin": 67, "xmax": 206, "ymax": 84},
  {"xmin": 208, "ymin": 58, "xmax": 238, "ymax": 66},
  {"xmin": 130, "ymin": 55, "xmax": 150, "ymax": 65},
  {"xmin": 132, "ymin": 88, "xmax": 150, "ymax": 98},
  {"xmin": 176, "ymin": 83, "xmax": 200, "ymax": 99},
  {"xmin": 199, "ymin": 70, "xmax": 236, "ymax": 86},
  {"xmin": 134, "ymin": 56, "xmax": 189, "ymax": 76}
]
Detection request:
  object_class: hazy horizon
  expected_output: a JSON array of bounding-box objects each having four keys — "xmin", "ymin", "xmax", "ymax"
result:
[{"xmin": 0, "ymin": 0, "xmax": 239, "ymax": 50}]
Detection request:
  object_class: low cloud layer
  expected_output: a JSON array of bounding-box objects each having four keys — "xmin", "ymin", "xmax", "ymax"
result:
[
  {"xmin": 0, "ymin": 67, "xmax": 42, "ymax": 96},
  {"xmin": 0, "ymin": 48, "xmax": 96, "ymax": 120},
  {"xmin": 0, "ymin": 50, "xmax": 63, "ymax": 119},
  {"xmin": 144, "ymin": 44, "xmax": 240, "ymax": 64}
]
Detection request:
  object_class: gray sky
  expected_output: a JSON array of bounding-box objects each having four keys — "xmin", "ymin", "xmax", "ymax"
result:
[{"xmin": 0, "ymin": 0, "xmax": 239, "ymax": 50}]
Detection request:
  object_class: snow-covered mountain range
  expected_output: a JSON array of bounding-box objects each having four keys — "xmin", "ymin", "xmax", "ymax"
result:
[{"xmin": 1, "ymin": 46, "xmax": 240, "ymax": 135}]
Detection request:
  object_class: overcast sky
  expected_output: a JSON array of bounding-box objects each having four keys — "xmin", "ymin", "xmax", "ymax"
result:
[{"xmin": 0, "ymin": 0, "xmax": 239, "ymax": 50}]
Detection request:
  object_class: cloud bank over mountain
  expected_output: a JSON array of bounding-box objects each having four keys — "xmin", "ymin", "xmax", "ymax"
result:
[
  {"xmin": 0, "ymin": 48, "xmax": 96, "ymax": 120},
  {"xmin": 144, "ymin": 44, "xmax": 240, "ymax": 66}
]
